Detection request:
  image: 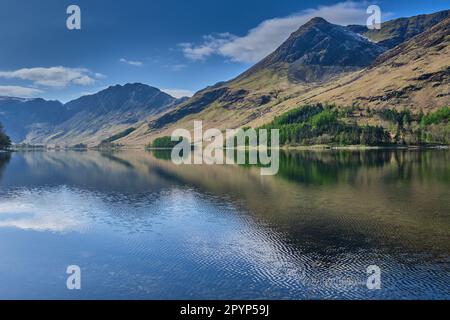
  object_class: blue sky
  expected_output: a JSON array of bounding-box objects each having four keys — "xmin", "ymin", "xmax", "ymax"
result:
[{"xmin": 0, "ymin": 0, "xmax": 448, "ymax": 102}]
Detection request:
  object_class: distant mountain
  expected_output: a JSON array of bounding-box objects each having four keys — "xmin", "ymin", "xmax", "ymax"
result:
[
  {"xmin": 65, "ymin": 83, "xmax": 175, "ymax": 115},
  {"xmin": 4, "ymin": 11, "xmax": 448, "ymax": 147},
  {"xmin": 32, "ymin": 83, "xmax": 177, "ymax": 146},
  {"xmin": 0, "ymin": 97, "xmax": 67, "ymax": 142},
  {"xmin": 2, "ymin": 83, "xmax": 179, "ymax": 145},
  {"xmin": 347, "ymin": 9, "xmax": 450, "ymax": 49}
]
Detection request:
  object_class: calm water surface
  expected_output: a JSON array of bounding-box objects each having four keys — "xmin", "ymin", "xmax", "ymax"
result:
[{"xmin": 0, "ymin": 150, "xmax": 448, "ymax": 299}]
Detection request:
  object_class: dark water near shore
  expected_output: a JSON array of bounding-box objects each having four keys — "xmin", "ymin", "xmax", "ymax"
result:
[{"xmin": 0, "ymin": 150, "xmax": 448, "ymax": 299}]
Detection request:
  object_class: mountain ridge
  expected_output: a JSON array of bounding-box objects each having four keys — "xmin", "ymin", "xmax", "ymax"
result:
[
  {"xmin": 2, "ymin": 10, "xmax": 449, "ymax": 147},
  {"xmin": 120, "ymin": 11, "xmax": 449, "ymax": 146},
  {"xmin": 300, "ymin": 16, "xmax": 450, "ymax": 111},
  {"xmin": 145, "ymin": 16, "xmax": 383, "ymax": 134},
  {"xmin": 0, "ymin": 83, "xmax": 181, "ymax": 145},
  {"xmin": 347, "ymin": 9, "xmax": 450, "ymax": 49}
]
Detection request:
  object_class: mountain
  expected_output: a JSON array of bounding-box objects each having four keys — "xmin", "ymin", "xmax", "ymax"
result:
[
  {"xmin": 5, "ymin": 83, "xmax": 179, "ymax": 146},
  {"xmin": 64, "ymin": 83, "xmax": 175, "ymax": 115},
  {"xmin": 241, "ymin": 17, "xmax": 385, "ymax": 83},
  {"xmin": 138, "ymin": 18, "xmax": 385, "ymax": 133},
  {"xmin": 0, "ymin": 97, "xmax": 67, "ymax": 142},
  {"xmin": 4, "ymin": 10, "xmax": 448, "ymax": 147},
  {"xmin": 118, "ymin": 11, "xmax": 449, "ymax": 146},
  {"xmin": 347, "ymin": 9, "xmax": 450, "ymax": 49},
  {"xmin": 300, "ymin": 16, "xmax": 450, "ymax": 111}
]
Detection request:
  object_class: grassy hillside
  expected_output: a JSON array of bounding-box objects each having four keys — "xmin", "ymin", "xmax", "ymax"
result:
[
  {"xmin": 146, "ymin": 104, "xmax": 450, "ymax": 148},
  {"xmin": 299, "ymin": 17, "xmax": 450, "ymax": 112},
  {"xmin": 117, "ymin": 14, "xmax": 450, "ymax": 147}
]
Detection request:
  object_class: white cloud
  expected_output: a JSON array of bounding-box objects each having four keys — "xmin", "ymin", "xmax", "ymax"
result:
[
  {"xmin": 120, "ymin": 58, "xmax": 144, "ymax": 67},
  {"xmin": 162, "ymin": 88, "xmax": 194, "ymax": 98},
  {"xmin": 181, "ymin": 1, "xmax": 373, "ymax": 63},
  {"xmin": 0, "ymin": 67, "xmax": 97, "ymax": 88},
  {"xmin": 0, "ymin": 85, "xmax": 43, "ymax": 97},
  {"xmin": 73, "ymin": 75, "xmax": 95, "ymax": 86},
  {"xmin": 94, "ymin": 72, "xmax": 106, "ymax": 79},
  {"xmin": 180, "ymin": 33, "xmax": 237, "ymax": 61}
]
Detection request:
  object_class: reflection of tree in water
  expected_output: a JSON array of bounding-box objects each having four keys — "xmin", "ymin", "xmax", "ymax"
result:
[
  {"xmin": 150, "ymin": 148, "xmax": 450, "ymax": 186},
  {"xmin": 277, "ymin": 150, "xmax": 393, "ymax": 185},
  {"xmin": 151, "ymin": 150, "xmax": 172, "ymax": 161},
  {"xmin": 389, "ymin": 149, "xmax": 450, "ymax": 184},
  {"xmin": 279, "ymin": 149, "xmax": 450, "ymax": 186},
  {"xmin": 0, "ymin": 152, "xmax": 11, "ymax": 181}
]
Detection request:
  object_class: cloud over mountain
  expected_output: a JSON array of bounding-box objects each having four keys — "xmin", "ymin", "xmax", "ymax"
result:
[
  {"xmin": 0, "ymin": 85, "xmax": 43, "ymax": 97},
  {"xmin": 0, "ymin": 67, "xmax": 99, "ymax": 88},
  {"xmin": 181, "ymin": 1, "xmax": 375, "ymax": 63},
  {"xmin": 162, "ymin": 88, "xmax": 194, "ymax": 98}
]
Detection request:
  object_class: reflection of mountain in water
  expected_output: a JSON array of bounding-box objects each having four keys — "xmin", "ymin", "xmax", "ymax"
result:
[
  {"xmin": 0, "ymin": 149, "xmax": 449, "ymax": 299},
  {"xmin": 1, "ymin": 150, "xmax": 449, "ymax": 258},
  {"xmin": 150, "ymin": 149, "xmax": 450, "ymax": 255},
  {"xmin": 278, "ymin": 150, "xmax": 392, "ymax": 185},
  {"xmin": 152, "ymin": 149, "xmax": 450, "ymax": 186},
  {"xmin": 278, "ymin": 150, "xmax": 450, "ymax": 185}
]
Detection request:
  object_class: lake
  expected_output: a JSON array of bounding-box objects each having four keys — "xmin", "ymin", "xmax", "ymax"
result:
[{"xmin": 0, "ymin": 149, "xmax": 448, "ymax": 299}]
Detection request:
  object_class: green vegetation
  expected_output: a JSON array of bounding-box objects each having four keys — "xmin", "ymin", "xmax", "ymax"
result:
[
  {"xmin": 101, "ymin": 128, "xmax": 136, "ymax": 144},
  {"xmin": 271, "ymin": 104, "xmax": 325, "ymax": 126},
  {"xmin": 70, "ymin": 143, "xmax": 88, "ymax": 150},
  {"xmin": 261, "ymin": 104, "xmax": 391, "ymax": 146},
  {"xmin": 0, "ymin": 123, "xmax": 11, "ymax": 150},
  {"xmin": 148, "ymin": 136, "xmax": 183, "ymax": 149},
  {"xmin": 151, "ymin": 149, "xmax": 173, "ymax": 160},
  {"xmin": 96, "ymin": 142, "xmax": 123, "ymax": 150},
  {"xmin": 97, "ymin": 128, "xmax": 138, "ymax": 150},
  {"xmin": 420, "ymin": 106, "xmax": 450, "ymax": 126},
  {"xmin": 147, "ymin": 105, "xmax": 449, "ymax": 149},
  {"xmin": 376, "ymin": 108, "xmax": 413, "ymax": 127},
  {"xmin": 371, "ymin": 106, "xmax": 450, "ymax": 145},
  {"xmin": 260, "ymin": 104, "xmax": 450, "ymax": 146}
]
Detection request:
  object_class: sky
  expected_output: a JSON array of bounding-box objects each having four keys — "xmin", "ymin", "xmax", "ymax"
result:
[{"xmin": 0, "ymin": 0, "xmax": 448, "ymax": 102}]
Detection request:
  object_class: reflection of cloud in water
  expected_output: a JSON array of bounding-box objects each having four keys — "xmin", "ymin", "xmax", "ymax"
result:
[
  {"xmin": 0, "ymin": 151, "xmax": 448, "ymax": 298},
  {"xmin": 0, "ymin": 187, "xmax": 96, "ymax": 232}
]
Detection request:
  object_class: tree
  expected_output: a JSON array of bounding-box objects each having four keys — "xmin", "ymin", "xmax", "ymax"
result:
[{"xmin": 0, "ymin": 123, "xmax": 11, "ymax": 150}]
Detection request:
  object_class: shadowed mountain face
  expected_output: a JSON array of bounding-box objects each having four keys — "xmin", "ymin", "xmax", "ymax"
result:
[
  {"xmin": 303, "ymin": 17, "xmax": 450, "ymax": 111},
  {"xmin": 65, "ymin": 83, "xmax": 175, "ymax": 116},
  {"xmin": 149, "ymin": 17, "xmax": 387, "ymax": 131},
  {"xmin": 0, "ymin": 97, "xmax": 67, "ymax": 142},
  {"xmin": 258, "ymin": 17, "xmax": 383, "ymax": 68},
  {"xmin": 138, "ymin": 11, "xmax": 449, "ymax": 147},
  {"xmin": 1, "ymin": 84, "xmax": 180, "ymax": 145},
  {"xmin": 372, "ymin": 17, "xmax": 450, "ymax": 67},
  {"xmin": 32, "ymin": 83, "xmax": 179, "ymax": 146},
  {"xmin": 348, "ymin": 9, "xmax": 450, "ymax": 49},
  {"xmin": 2, "ymin": 11, "xmax": 449, "ymax": 147},
  {"xmin": 241, "ymin": 17, "xmax": 385, "ymax": 83}
]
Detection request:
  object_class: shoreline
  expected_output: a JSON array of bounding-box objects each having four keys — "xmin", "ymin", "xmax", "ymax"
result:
[
  {"xmin": 8, "ymin": 144, "xmax": 450, "ymax": 152},
  {"xmin": 281, "ymin": 144, "xmax": 450, "ymax": 151}
]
